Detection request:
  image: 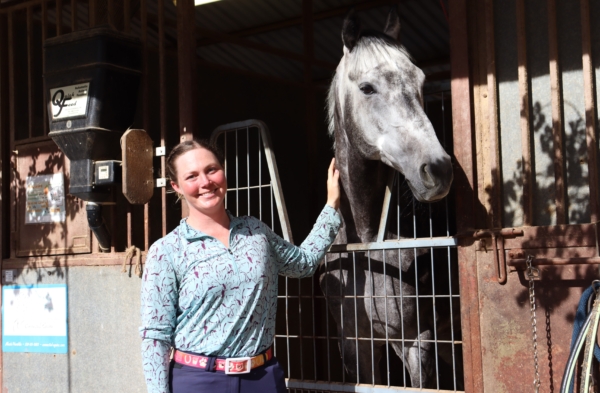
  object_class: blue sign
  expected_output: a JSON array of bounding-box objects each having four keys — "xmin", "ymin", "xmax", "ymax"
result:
[{"xmin": 2, "ymin": 284, "xmax": 68, "ymax": 354}]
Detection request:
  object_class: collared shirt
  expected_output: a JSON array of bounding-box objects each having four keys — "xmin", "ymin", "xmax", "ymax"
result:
[{"xmin": 140, "ymin": 205, "xmax": 341, "ymax": 393}]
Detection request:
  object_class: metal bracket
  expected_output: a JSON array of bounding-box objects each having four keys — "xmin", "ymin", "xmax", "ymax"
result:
[
  {"xmin": 155, "ymin": 178, "xmax": 167, "ymax": 188},
  {"xmin": 473, "ymin": 228, "xmax": 524, "ymax": 284},
  {"xmin": 155, "ymin": 146, "xmax": 166, "ymax": 157}
]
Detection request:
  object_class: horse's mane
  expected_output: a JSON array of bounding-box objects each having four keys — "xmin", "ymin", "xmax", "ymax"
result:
[{"xmin": 327, "ymin": 32, "xmax": 413, "ymax": 145}]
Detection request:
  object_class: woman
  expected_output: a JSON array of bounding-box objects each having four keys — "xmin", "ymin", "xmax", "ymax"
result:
[{"xmin": 140, "ymin": 139, "xmax": 341, "ymax": 393}]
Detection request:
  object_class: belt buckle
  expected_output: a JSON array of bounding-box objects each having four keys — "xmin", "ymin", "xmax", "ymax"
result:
[{"xmin": 225, "ymin": 357, "xmax": 252, "ymax": 374}]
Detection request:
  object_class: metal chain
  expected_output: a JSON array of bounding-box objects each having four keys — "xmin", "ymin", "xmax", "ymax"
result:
[{"xmin": 526, "ymin": 255, "xmax": 541, "ymax": 393}]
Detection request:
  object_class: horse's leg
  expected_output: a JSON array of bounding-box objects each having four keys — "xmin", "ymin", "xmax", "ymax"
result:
[{"xmin": 404, "ymin": 329, "xmax": 436, "ymax": 388}]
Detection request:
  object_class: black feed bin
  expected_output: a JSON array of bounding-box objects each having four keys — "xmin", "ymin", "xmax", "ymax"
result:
[{"xmin": 44, "ymin": 27, "xmax": 142, "ymax": 251}]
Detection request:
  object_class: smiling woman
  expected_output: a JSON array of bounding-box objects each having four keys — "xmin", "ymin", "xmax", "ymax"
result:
[{"xmin": 139, "ymin": 139, "xmax": 342, "ymax": 393}]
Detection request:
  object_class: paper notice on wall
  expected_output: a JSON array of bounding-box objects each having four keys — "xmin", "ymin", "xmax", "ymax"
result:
[
  {"xmin": 49, "ymin": 82, "xmax": 90, "ymax": 120},
  {"xmin": 25, "ymin": 173, "xmax": 66, "ymax": 224},
  {"xmin": 2, "ymin": 284, "xmax": 68, "ymax": 354}
]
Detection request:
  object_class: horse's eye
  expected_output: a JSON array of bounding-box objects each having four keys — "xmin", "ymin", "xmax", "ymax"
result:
[{"xmin": 359, "ymin": 84, "xmax": 376, "ymax": 95}]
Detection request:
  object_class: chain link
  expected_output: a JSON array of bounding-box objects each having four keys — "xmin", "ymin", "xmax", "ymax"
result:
[{"xmin": 526, "ymin": 255, "xmax": 541, "ymax": 393}]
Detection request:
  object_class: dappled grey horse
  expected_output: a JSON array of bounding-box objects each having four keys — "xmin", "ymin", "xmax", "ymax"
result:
[{"xmin": 318, "ymin": 8, "xmax": 456, "ymax": 389}]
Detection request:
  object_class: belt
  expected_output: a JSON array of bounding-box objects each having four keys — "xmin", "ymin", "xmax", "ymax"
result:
[{"xmin": 173, "ymin": 347, "xmax": 273, "ymax": 374}]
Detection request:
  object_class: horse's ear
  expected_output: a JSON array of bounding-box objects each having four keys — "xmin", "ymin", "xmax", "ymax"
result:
[
  {"xmin": 342, "ymin": 8, "xmax": 361, "ymax": 52},
  {"xmin": 383, "ymin": 6, "xmax": 401, "ymax": 41}
]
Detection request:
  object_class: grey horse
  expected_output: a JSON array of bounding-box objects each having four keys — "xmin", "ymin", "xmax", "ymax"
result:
[{"xmin": 318, "ymin": 7, "xmax": 457, "ymax": 389}]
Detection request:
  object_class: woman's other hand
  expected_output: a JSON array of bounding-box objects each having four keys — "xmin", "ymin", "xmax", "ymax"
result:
[{"xmin": 326, "ymin": 158, "xmax": 340, "ymax": 210}]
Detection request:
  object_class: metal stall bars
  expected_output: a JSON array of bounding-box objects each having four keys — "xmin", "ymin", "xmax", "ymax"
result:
[{"xmin": 282, "ymin": 91, "xmax": 464, "ymax": 393}]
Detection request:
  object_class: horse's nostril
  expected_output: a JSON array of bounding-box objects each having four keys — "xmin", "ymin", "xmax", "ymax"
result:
[{"xmin": 419, "ymin": 163, "xmax": 436, "ymax": 189}]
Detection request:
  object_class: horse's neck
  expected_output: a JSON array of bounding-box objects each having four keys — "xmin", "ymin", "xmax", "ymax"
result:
[{"xmin": 335, "ymin": 129, "xmax": 389, "ymax": 244}]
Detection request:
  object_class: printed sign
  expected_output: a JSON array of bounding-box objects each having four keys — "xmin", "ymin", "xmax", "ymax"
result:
[
  {"xmin": 25, "ymin": 173, "xmax": 66, "ymax": 224},
  {"xmin": 2, "ymin": 284, "xmax": 68, "ymax": 354},
  {"xmin": 49, "ymin": 82, "xmax": 90, "ymax": 120}
]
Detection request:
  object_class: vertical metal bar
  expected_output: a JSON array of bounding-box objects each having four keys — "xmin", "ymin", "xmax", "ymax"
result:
[
  {"xmin": 140, "ymin": 0, "xmax": 149, "ymax": 251},
  {"xmin": 324, "ymin": 254, "xmax": 331, "ymax": 382},
  {"xmin": 123, "ymin": 0, "xmax": 130, "ymax": 33},
  {"xmin": 311, "ymin": 276, "xmax": 317, "ymax": 381},
  {"xmin": 56, "ymin": 0, "xmax": 63, "ymax": 36},
  {"xmin": 414, "ymin": 245, "xmax": 422, "ymax": 387},
  {"xmin": 368, "ymin": 250, "xmax": 374, "ymax": 385},
  {"xmin": 430, "ymin": 245, "xmax": 440, "ymax": 390},
  {"xmin": 352, "ymin": 251, "xmax": 359, "ymax": 383},
  {"xmin": 383, "ymin": 250, "xmax": 390, "ymax": 387},
  {"xmin": 285, "ymin": 275, "xmax": 291, "ymax": 377},
  {"xmin": 516, "ymin": 0, "xmax": 533, "ymax": 226},
  {"xmin": 339, "ymin": 248, "xmax": 345, "ymax": 384},
  {"xmin": 485, "ymin": 0, "xmax": 502, "ymax": 229},
  {"xmin": 158, "ymin": 0, "xmax": 167, "ymax": 236},
  {"xmin": 580, "ymin": 0, "xmax": 599, "ymax": 223},
  {"xmin": 448, "ymin": 246, "xmax": 458, "ymax": 391},
  {"xmin": 398, "ymin": 249, "xmax": 406, "ymax": 386},
  {"xmin": 246, "ymin": 127, "xmax": 250, "ymax": 216},
  {"xmin": 71, "ymin": 0, "xmax": 77, "ymax": 32},
  {"xmin": 298, "ymin": 275, "xmax": 304, "ymax": 381},
  {"xmin": 42, "ymin": 0, "xmax": 48, "ymax": 136},
  {"xmin": 235, "ymin": 130, "xmax": 239, "ymax": 216},
  {"xmin": 548, "ymin": 0, "xmax": 566, "ymax": 225},
  {"xmin": 27, "ymin": 6, "xmax": 33, "ymax": 139},
  {"xmin": 258, "ymin": 131, "xmax": 262, "ymax": 220}
]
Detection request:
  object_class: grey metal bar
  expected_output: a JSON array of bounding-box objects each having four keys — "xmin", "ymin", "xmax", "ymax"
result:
[
  {"xmin": 368, "ymin": 251, "xmax": 375, "ymax": 385},
  {"xmin": 328, "ymin": 237, "xmax": 458, "ymax": 252},
  {"xmin": 383, "ymin": 250, "xmax": 390, "ymax": 387},
  {"xmin": 286, "ymin": 379, "xmax": 446, "ymax": 393}
]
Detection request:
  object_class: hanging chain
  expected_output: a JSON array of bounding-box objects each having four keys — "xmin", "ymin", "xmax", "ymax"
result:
[{"xmin": 526, "ymin": 255, "xmax": 541, "ymax": 393}]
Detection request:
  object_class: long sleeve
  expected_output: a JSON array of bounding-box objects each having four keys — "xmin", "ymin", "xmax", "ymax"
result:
[
  {"xmin": 140, "ymin": 242, "xmax": 179, "ymax": 393},
  {"xmin": 266, "ymin": 204, "xmax": 341, "ymax": 278}
]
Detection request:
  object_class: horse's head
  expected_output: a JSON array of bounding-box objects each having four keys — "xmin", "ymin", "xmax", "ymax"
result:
[{"xmin": 328, "ymin": 8, "xmax": 453, "ymax": 203}]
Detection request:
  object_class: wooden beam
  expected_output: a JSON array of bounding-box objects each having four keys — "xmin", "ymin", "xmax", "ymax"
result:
[{"xmin": 178, "ymin": 0, "xmax": 196, "ymax": 141}]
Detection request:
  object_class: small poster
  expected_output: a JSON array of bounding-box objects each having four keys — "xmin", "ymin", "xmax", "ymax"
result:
[
  {"xmin": 25, "ymin": 173, "xmax": 66, "ymax": 224},
  {"xmin": 2, "ymin": 284, "xmax": 68, "ymax": 354},
  {"xmin": 49, "ymin": 82, "xmax": 90, "ymax": 120}
]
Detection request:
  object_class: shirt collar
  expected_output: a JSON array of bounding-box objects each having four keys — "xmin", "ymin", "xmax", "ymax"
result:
[{"xmin": 181, "ymin": 210, "xmax": 243, "ymax": 242}]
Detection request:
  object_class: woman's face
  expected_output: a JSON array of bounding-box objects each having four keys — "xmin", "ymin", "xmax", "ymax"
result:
[{"xmin": 171, "ymin": 147, "xmax": 227, "ymax": 217}]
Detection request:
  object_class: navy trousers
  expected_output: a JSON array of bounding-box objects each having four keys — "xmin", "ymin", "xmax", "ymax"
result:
[{"xmin": 169, "ymin": 357, "xmax": 287, "ymax": 393}]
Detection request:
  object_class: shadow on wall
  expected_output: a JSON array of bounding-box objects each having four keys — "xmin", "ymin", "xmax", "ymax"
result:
[{"xmin": 503, "ymin": 99, "xmax": 591, "ymax": 227}]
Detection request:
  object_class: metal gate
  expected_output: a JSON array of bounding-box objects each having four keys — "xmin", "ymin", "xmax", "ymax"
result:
[{"xmin": 214, "ymin": 95, "xmax": 462, "ymax": 391}]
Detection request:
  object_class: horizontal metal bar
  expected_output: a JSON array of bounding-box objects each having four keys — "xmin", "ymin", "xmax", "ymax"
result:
[
  {"xmin": 328, "ymin": 237, "xmax": 458, "ymax": 252},
  {"xmin": 227, "ymin": 184, "xmax": 271, "ymax": 191},
  {"xmin": 278, "ymin": 294, "xmax": 461, "ymax": 299},
  {"xmin": 286, "ymin": 379, "xmax": 463, "ymax": 393},
  {"xmin": 275, "ymin": 335, "xmax": 462, "ymax": 345}
]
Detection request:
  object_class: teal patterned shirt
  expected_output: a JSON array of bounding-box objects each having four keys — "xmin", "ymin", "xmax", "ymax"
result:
[{"xmin": 140, "ymin": 205, "xmax": 341, "ymax": 393}]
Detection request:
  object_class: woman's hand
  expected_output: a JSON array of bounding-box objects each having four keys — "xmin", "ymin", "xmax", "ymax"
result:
[{"xmin": 326, "ymin": 158, "xmax": 340, "ymax": 210}]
